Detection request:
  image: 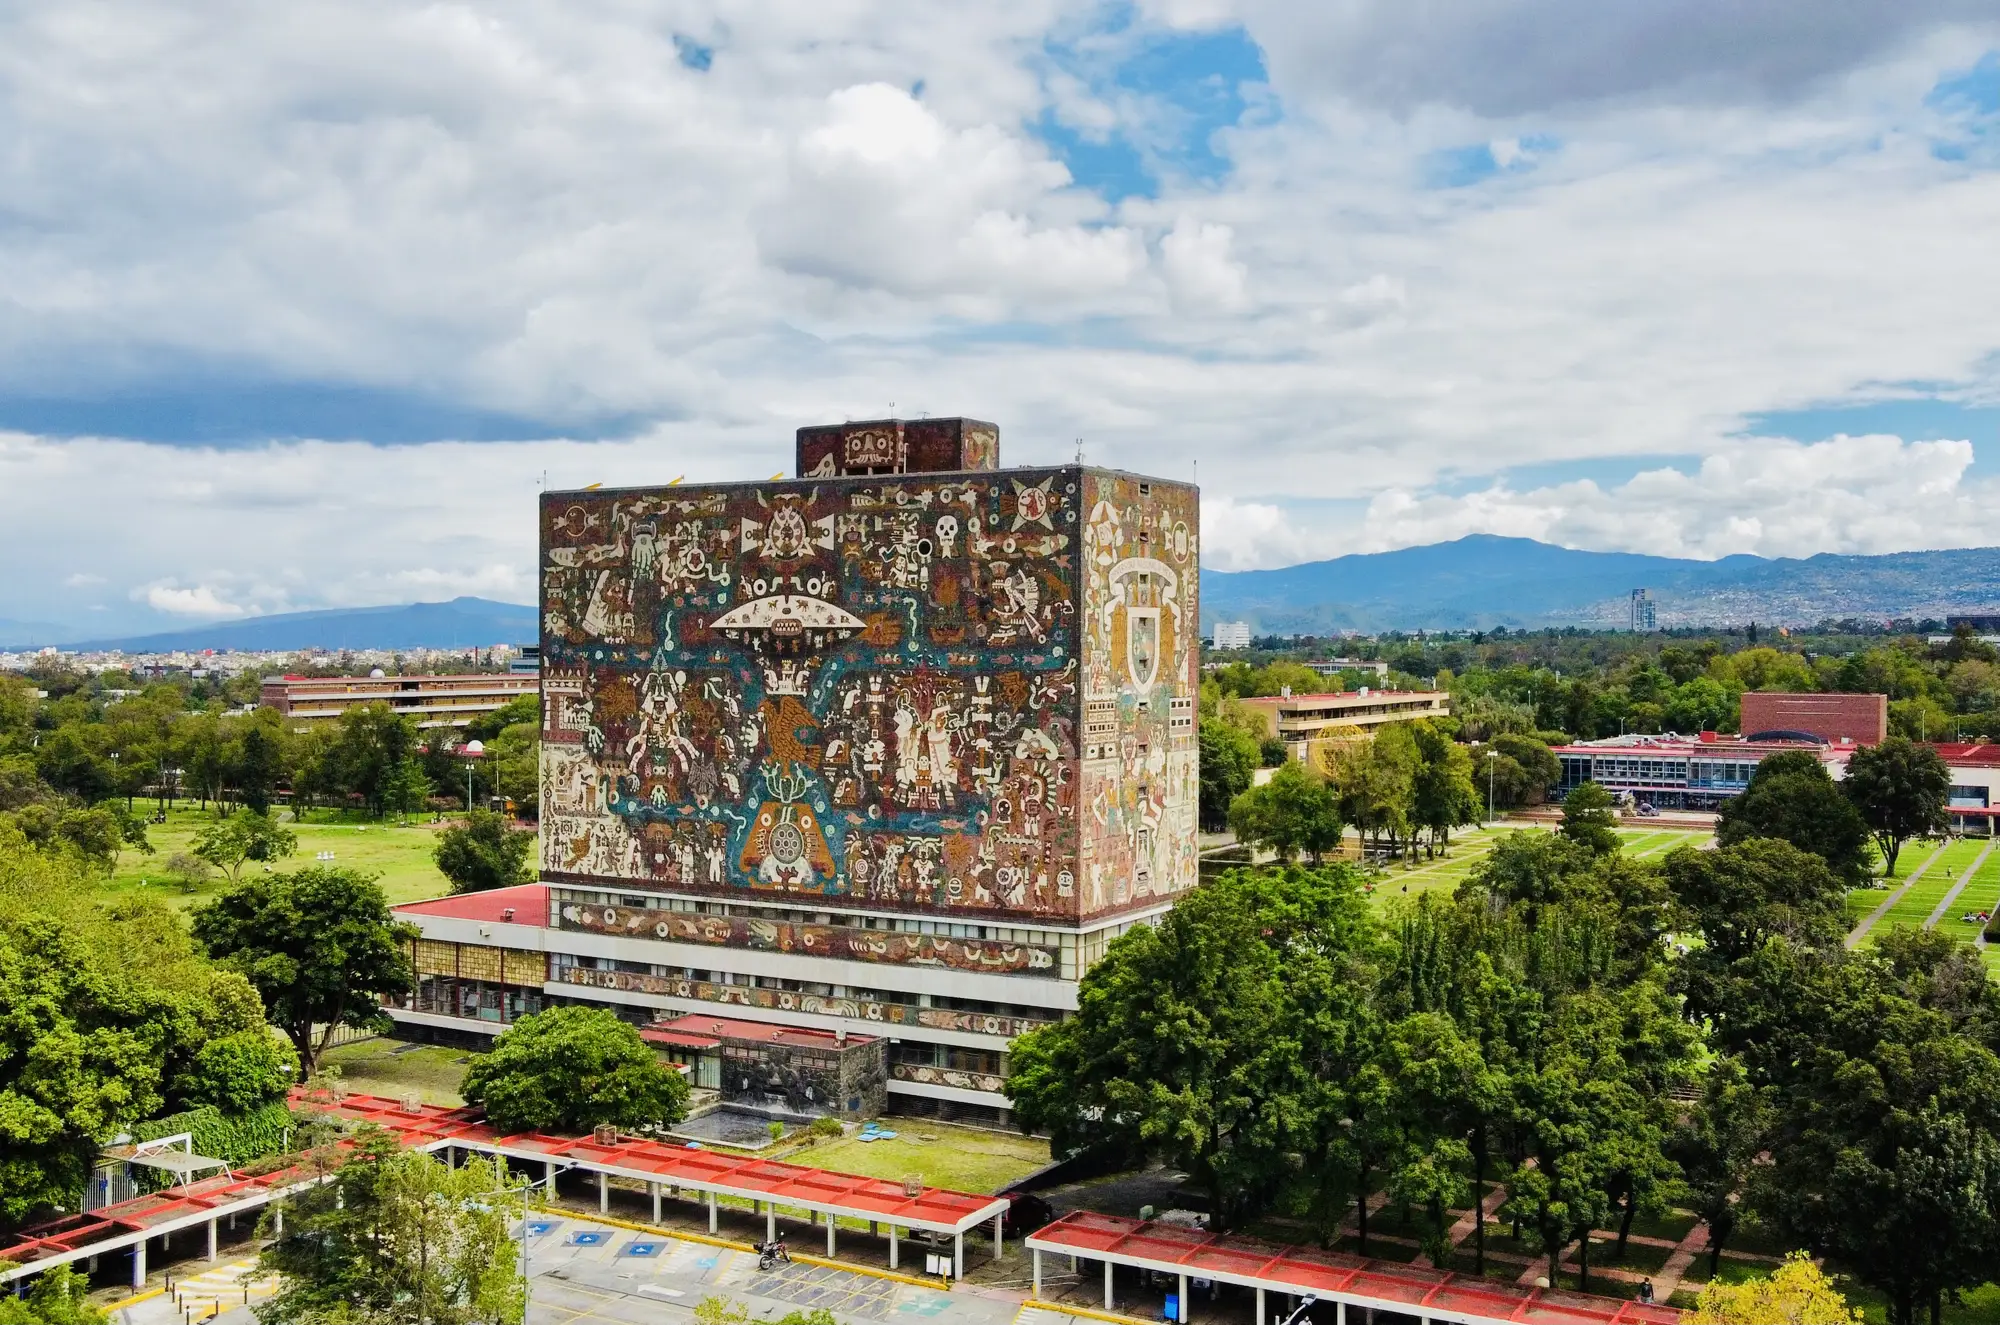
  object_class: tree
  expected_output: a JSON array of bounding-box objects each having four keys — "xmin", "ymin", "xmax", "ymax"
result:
[
  {"xmin": 1331, "ymin": 724, "xmax": 1420, "ymax": 855},
  {"xmin": 332, "ymin": 703, "xmax": 419, "ymax": 818},
  {"xmin": 434, "ymin": 809, "xmax": 537, "ymax": 894},
  {"xmin": 1558, "ymin": 781, "xmax": 1620, "ymax": 854},
  {"xmin": 1667, "ymin": 1057, "xmax": 1771, "ymax": 1279},
  {"xmin": 1492, "ymin": 734, "xmax": 1560, "ymax": 805},
  {"xmin": 1715, "ymin": 750, "xmax": 1871, "ymax": 883},
  {"xmin": 1688, "ymin": 1252, "xmax": 1859, "ymax": 1325},
  {"xmin": 1008, "ymin": 869, "xmax": 1347, "ymax": 1227},
  {"xmin": 1198, "ymin": 717, "xmax": 1259, "ymax": 832},
  {"xmin": 192, "ymin": 809, "xmax": 299, "ymax": 882},
  {"xmin": 0, "ymin": 1264, "xmax": 107, "ymax": 1325},
  {"xmin": 461, "ymin": 1006, "xmax": 690, "ymax": 1135},
  {"xmin": 191, "ymin": 867, "xmax": 416, "ymax": 1074},
  {"xmin": 1409, "ymin": 722, "xmax": 1478, "ymax": 855},
  {"xmin": 1843, "ymin": 736, "xmax": 1950, "ymax": 876},
  {"xmin": 385, "ymin": 756, "xmax": 433, "ymax": 824},
  {"xmin": 1226, "ymin": 761, "xmax": 1345, "ymax": 863},
  {"xmin": 232, "ymin": 721, "xmax": 286, "ymax": 815},
  {"xmin": 177, "ymin": 1029, "xmax": 299, "ymax": 1114},
  {"xmin": 258, "ymin": 1129, "xmax": 524, "ymax": 1325}
]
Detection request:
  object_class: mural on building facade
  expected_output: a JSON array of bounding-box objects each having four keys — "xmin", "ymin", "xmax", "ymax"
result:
[
  {"xmin": 559, "ymin": 901, "xmax": 1060, "ymax": 975},
  {"xmin": 540, "ymin": 465, "xmax": 1198, "ymax": 926},
  {"xmin": 555, "ymin": 966, "xmax": 1049, "ymax": 1039}
]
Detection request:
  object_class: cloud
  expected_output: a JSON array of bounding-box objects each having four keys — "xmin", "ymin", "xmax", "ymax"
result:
[
  {"xmin": 1197, "ymin": 436, "xmax": 1999, "ymax": 568},
  {"xmin": 138, "ymin": 583, "xmax": 250, "ymax": 618},
  {"xmin": 62, "ymin": 573, "xmax": 105, "ymax": 588},
  {"xmin": 1, "ymin": 1, "xmax": 1999, "ymax": 621}
]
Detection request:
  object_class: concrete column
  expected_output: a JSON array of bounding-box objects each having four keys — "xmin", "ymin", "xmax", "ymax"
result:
[
  {"xmin": 1104, "ymin": 1259, "xmax": 1114, "ymax": 1310},
  {"xmin": 651, "ymin": 1182, "xmax": 662, "ymax": 1223},
  {"xmin": 1032, "ymin": 1248, "xmax": 1042, "ymax": 1298},
  {"xmin": 993, "ymin": 1211, "xmax": 1004, "ymax": 1261},
  {"xmin": 598, "ymin": 1172, "xmax": 609, "ymax": 1213},
  {"xmin": 87, "ymin": 1256, "xmax": 98, "ymax": 1273},
  {"xmin": 869, "ymin": 1221, "xmax": 878, "ymax": 1235},
  {"xmin": 273, "ymin": 1203, "xmax": 284, "ymax": 1236},
  {"xmin": 546, "ymin": 1160, "xmax": 556, "ymax": 1189},
  {"xmin": 766, "ymin": 1208, "xmax": 776, "ymax": 1243},
  {"xmin": 1335, "ymin": 1301, "xmax": 1346, "ymax": 1325},
  {"xmin": 207, "ymin": 1218, "xmax": 219, "ymax": 1263},
  {"xmin": 131, "ymin": 1240, "xmax": 146, "ymax": 1292},
  {"xmin": 888, "ymin": 1226, "xmax": 898, "ymax": 1270},
  {"xmin": 1256, "ymin": 1287, "xmax": 1265, "ymax": 1325},
  {"xmin": 1177, "ymin": 1273, "xmax": 1188, "ymax": 1323},
  {"xmin": 826, "ymin": 1216, "xmax": 836, "ymax": 1257},
  {"xmin": 707, "ymin": 1192, "xmax": 718, "ymax": 1235},
  {"xmin": 954, "ymin": 1232, "xmax": 963, "ymax": 1281}
]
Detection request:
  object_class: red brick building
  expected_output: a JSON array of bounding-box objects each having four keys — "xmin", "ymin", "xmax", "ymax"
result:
[{"xmin": 1739, "ymin": 691, "xmax": 1887, "ymax": 746}]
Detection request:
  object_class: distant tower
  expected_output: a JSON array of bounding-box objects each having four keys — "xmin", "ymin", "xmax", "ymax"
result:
[{"xmin": 1630, "ymin": 588, "xmax": 1656, "ymax": 632}]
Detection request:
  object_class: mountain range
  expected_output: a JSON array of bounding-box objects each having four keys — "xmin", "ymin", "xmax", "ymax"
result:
[
  {"xmin": 3, "ymin": 597, "xmax": 538, "ymax": 653},
  {"xmin": 9, "ymin": 537, "xmax": 2000, "ymax": 651},
  {"xmin": 1199, "ymin": 536, "xmax": 2000, "ymax": 634}
]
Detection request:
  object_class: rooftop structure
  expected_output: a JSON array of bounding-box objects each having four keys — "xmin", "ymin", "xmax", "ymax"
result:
[
  {"xmin": 1303, "ymin": 657, "xmax": 1389, "ymax": 679},
  {"xmin": 1739, "ymin": 691, "xmax": 1886, "ymax": 746},
  {"xmin": 1027, "ymin": 1210, "xmax": 1679, "ymax": 1325},
  {"xmin": 1233, "ymin": 689, "xmax": 1450, "ymax": 763},
  {"xmin": 260, "ymin": 672, "xmax": 535, "ymax": 729}
]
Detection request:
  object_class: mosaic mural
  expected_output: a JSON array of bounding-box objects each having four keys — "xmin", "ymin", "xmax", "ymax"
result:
[
  {"xmin": 555, "ymin": 967, "xmax": 1051, "ymax": 1039},
  {"xmin": 558, "ymin": 900, "xmax": 1060, "ymax": 976},
  {"xmin": 539, "ymin": 464, "xmax": 1198, "ymax": 928}
]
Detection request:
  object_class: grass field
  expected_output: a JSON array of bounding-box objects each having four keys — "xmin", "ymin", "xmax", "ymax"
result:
[
  {"xmin": 103, "ymin": 804, "xmax": 457, "ymax": 908},
  {"xmin": 793, "ymin": 1124, "xmax": 1050, "ymax": 1195},
  {"xmin": 1359, "ymin": 821, "xmax": 1714, "ymax": 910},
  {"xmin": 1859, "ymin": 838, "xmax": 1991, "ymax": 945}
]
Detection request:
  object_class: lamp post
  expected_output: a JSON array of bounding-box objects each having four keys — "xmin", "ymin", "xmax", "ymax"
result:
[
  {"xmin": 474, "ymin": 1158, "xmax": 570, "ymax": 1325},
  {"xmin": 1487, "ymin": 749, "xmax": 1499, "ymax": 824},
  {"xmin": 460, "ymin": 740, "xmax": 485, "ymax": 813}
]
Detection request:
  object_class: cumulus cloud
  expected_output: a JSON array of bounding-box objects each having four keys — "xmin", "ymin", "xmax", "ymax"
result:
[
  {"xmin": 1198, "ymin": 436, "xmax": 1999, "ymax": 568},
  {"xmin": 138, "ymin": 584, "xmax": 250, "ymax": 619}
]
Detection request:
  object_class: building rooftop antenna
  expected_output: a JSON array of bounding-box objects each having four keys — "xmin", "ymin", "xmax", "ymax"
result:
[{"xmin": 1075, "ymin": 437, "xmax": 1084, "ymax": 465}]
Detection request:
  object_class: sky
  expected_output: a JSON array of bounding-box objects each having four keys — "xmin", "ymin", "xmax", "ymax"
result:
[{"xmin": 4, "ymin": 1, "xmax": 2000, "ymax": 634}]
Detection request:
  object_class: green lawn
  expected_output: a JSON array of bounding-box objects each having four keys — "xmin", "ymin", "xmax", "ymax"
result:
[
  {"xmin": 318, "ymin": 1037, "xmax": 473, "ymax": 1106},
  {"xmin": 1863, "ymin": 838, "xmax": 1990, "ymax": 943},
  {"xmin": 1359, "ymin": 823, "xmax": 1713, "ymax": 911},
  {"xmin": 105, "ymin": 804, "xmax": 458, "ymax": 908},
  {"xmin": 792, "ymin": 1123, "xmax": 1049, "ymax": 1195}
]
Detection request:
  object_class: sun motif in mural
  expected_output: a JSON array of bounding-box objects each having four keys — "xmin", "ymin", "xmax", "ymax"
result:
[{"xmin": 1011, "ymin": 476, "xmax": 1056, "ymax": 530}]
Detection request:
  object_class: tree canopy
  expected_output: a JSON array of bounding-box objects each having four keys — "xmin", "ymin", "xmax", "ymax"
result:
[
  {"xmin": 460, "ymin": 1006, "xmax": 691, "ymax": 1135},
  {"xmin": 191, "ymin": 867, "xmax": 415, "ymax": 1074},
  {"xmin": 433, "ymin": 809, "xmax": 537, "ymax": 894},
  {"xmin": 1715, "ymin": 750, "xmax": 1871, "ymax": 883},
  {"xmin": 1842, "ymin": 736, "xmax": 1950, "ymax": 876}
]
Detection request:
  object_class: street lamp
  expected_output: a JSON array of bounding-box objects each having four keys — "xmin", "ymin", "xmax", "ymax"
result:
[
  {"xmin": 460, "ymin": 740, "xmax": 484, "ymax": 813},
  {"xmin": 1274, "ymin": 1293, "xmax": 1318, "ymax": 1325},
  {"xmin": 1486, "ymin": 749, "xmax": 1499, "ymax": 824}
]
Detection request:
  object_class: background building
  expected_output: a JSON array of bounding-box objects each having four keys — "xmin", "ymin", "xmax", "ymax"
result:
[
  {"xmin": 260, "ymin": 672, "xmax": 536, "ymax": 729},
  {"xmin": 1552, "ymin": 732, "xmax": 1832, "ymax": 810},
  {"xmin": 1212, "ymin": 621, "xmax": 1253, "ymax": 650},
  {"xmin": 1235, "ymin": 688, "xmax": 1450, "ymax": 763},
  {"xmin": 1304, "ymin": 657, "xmax": 1389, "ymax": 679},
  {"xmin": 1739, "ymin": 691, "xmax": 1887, "ymax": 746},
  {"xmin": 1629, "ymin": 588, "xmax": 1656, "ymax": 632},
  {"xmin": 416, "ymin": 416, "xmax": 1200, "ymax": 1123}
]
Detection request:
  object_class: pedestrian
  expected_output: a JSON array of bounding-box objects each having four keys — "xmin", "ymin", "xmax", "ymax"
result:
[{"xmin": 1638, "ymin": 1279, "xmax": 1654, "ymax": 1305}]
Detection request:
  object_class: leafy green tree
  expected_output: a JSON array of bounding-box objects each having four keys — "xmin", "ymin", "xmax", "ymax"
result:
[
  {"xmin": 1667, "ymin": 1057, "xmax": 1771, "ymax": 1278},
  {"xmin": 177, "ymin": 1030, "xmax": 299, "ymax": 1113},
  {"xmin": 0, "ymin": 1264, "xmax": 106, "ymax": 1325},
  {"xmin": 1688, "ymin": 1252, "xmax": 1859, "ymax": 1325},
  {"xmin": 461, "ymin": 1006, "xmax": 690, "ymax": 1135},
  {"xmin": 1008, "ymin": 869, "xmax": 1343, "ymax": 1226},
  {"xmin": 1331, "ymin": 723, "xmax": 1420, "ymax": 855},
  {"xmin": 1198, "ymin": 717, "xmax": 1259, "ymax": 832},
  {"xmin": 385, "ymin": 756, "xmax": 433, "ymax": 823},
  {"xmin": 1715, "ymin": 750, "xmax": 1871, "ymax": 882},
  {"xmin": 32, "ymin": 728, "xmax": 112, "ymax": 804},
  {"xmin": 1842, "ymin": 736, "xmax": 1950, "ymax": 876},
  {"xmin": 192, "ymin": 867, "xmax": 416, "ymax": 1074},
  {"xmin": 232, "ymin": 720, "xmax": 287, "ymax": 815},
  {"xmin": 258, "ymin": 1129, "xmax": 524, "ymax": 1325},
  {"xmin": 332, "ymin": 703, "xmax": 419, "ymax": 818},
  {"xmin": 2, "ymin": 804, "xmax": 126, "ymax": 870},
  {"xmin": 485, "ymin": 722, "xmax": 539, "ymax": 819},
  {"xmin": 1409, "ymin": 721, "xmax": 1479, "ymax": 854},
  {"xmin": 192, "ymin": 809, "xmax": 299, "ymax": 882},
  {"xmin": 1491, "ymin": 734, "xmax": 1560, "ymax": 804},
  {"xmin": 464, "ymin": 693, "xmax": 538, "ymax": 743},
  {"xmin": 434, "ymin": 809, "xmax": 537, "ymax": 895},
  {"xmin": 1557, "ymin": 781, "xmax": 1619, "ymax": 854},
  {"xmin": 1226, "ymin": 761, "xmax": 1344, "ymax": 863}
]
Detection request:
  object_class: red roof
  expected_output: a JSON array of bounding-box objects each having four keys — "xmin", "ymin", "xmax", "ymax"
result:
[
  {"xmin": 641, "ymin": 1026, "xmax": 723, "ymax": 1050},
  {"xmin": 649, "ymin": 1013, "xmax": 875, "ymax": 1049},
  {"xmin": 396, "ymin": 883, "xmax": 547, "ymax": 922},
  {"xmin": 1028, "ymin": 1211, "xmax": 1680, "ymax": 1325},
  {"xmin": 1930, "ymin": 743, "xmax": 2000, "ymax": 765}
]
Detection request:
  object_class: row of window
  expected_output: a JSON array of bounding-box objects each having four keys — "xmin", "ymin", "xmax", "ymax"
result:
[
  {"xmin": 548, "ymin": 952, "xmax": 1060, "ymax": 1023},
  {"xmin": 550, "ymin": 887, "xmax": 1074, "ymax": 949}
]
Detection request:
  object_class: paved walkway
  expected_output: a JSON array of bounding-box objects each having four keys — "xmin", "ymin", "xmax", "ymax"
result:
[{"xmin": 1847, "ymin": 840, "xmax": 1952, "ymax": 947}]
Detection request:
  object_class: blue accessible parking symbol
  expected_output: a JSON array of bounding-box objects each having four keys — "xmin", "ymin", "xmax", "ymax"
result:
[
  {"xmin": 526, "ymin": 1222, "xmax": 558, "ymax": 1238},
  {"xmin": 623, "ymin": 1242, "xmax": 662, "ymax": 1257},
  {"xmin": 569, "ymin": 1231, "xmax": 609, "ymax": 1246}
]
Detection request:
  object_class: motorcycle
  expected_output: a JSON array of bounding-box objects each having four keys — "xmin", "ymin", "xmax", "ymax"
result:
[{"xmin": 756, "ymin": 1235, "xmax": 791, "ymax": 1271}]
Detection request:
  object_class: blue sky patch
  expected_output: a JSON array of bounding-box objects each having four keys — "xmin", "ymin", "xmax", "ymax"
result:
[
  {"xmin": 1746, "ymin": 398, "xmax": 1996, "ymax": 475},
  {"xmin": 1925, "ymin": 51, "xmax": 1998, "ymax": 165},
  {"xmin": 1035, "ymin": 10, "xmax": 1271, "ymax": 202},
  {"xmin": 673, "ymin": 35, "xmax": 713, "ymax": 72},
  {"xmin": 1422, "ymin": 134, "xmax": 1559, "ymax": 189}
]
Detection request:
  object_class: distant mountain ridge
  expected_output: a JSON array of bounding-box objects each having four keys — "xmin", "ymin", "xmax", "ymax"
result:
[
  {"xmin": 7, "ymin": 597, "xmax": 538, "ymax": 653},
  {"xmin": 1200, "ymin": 535, "xmax": 2000, "ymax": 633}
]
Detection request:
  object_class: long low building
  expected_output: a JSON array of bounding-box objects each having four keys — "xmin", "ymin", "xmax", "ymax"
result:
[
  {"xmin": 1234, "ymin": 688, "xmax": 1451, "ymax": 762},
  {"xmin": 261, "ymin": 672, "xmax": 536, "ymax": 729},
  {"xmin": 1551, "ymin": 733, "xmax": 1834, "ymax": 811}
]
